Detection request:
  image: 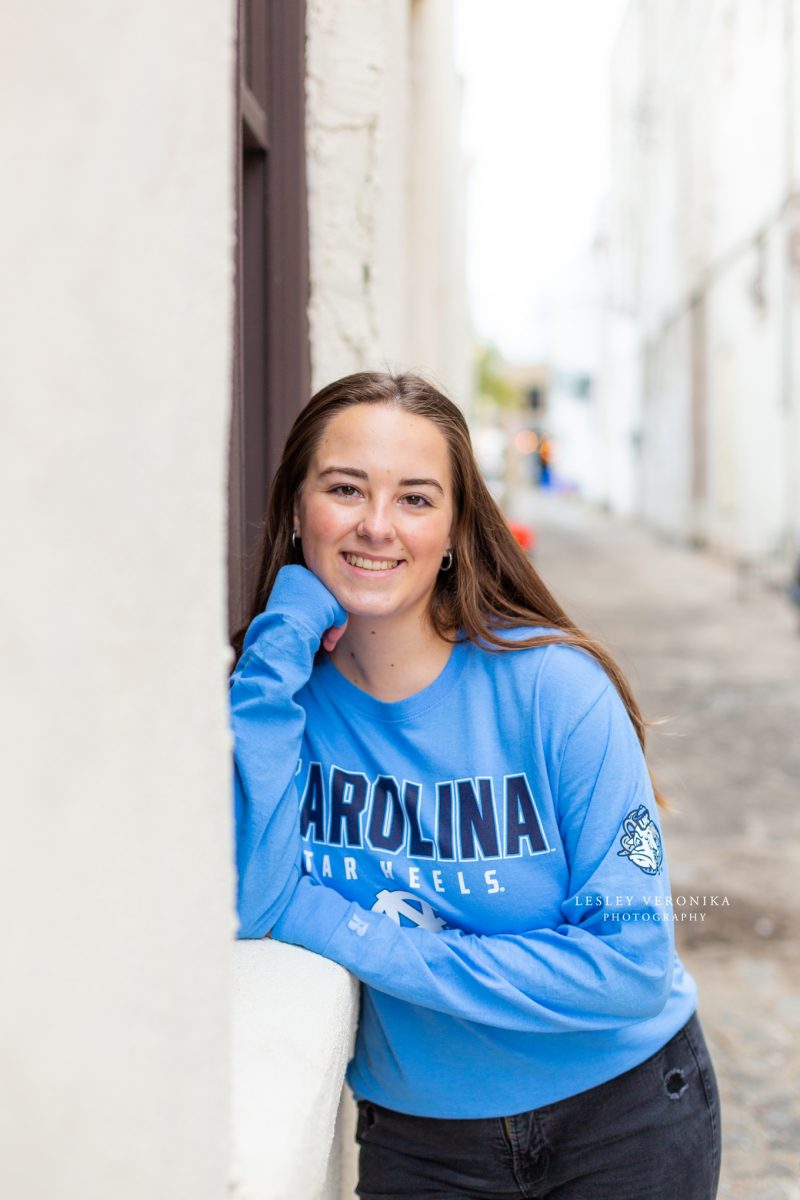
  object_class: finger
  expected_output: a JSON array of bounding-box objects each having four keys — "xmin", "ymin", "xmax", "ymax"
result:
[
  {"xmin": 321, "ymin": 624, "xmax": 347, "ymax": 652},
  {"xmin": 322, "ymin": 620, "xmax": 348, "ymax": 652}
]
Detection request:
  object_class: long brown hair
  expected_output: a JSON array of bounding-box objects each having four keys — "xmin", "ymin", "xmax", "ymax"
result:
[{"xmin": 232, "ymin": 370, "xmax": 669, "ymax": 811}]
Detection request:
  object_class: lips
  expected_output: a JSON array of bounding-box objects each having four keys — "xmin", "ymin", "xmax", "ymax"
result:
[{"xmin": 342, "ymin": 551, "xmax": 403, "ymax": 571}]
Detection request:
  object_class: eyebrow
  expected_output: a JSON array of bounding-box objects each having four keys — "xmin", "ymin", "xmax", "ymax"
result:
[{"xmin": 318, "ymin": 466, "xmax": 444, "ymax": 495}]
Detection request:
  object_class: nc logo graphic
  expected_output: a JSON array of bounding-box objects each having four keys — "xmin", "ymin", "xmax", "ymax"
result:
[
  {"xmin": 617, "ymin": 804, "xmax": 663, "ymax": 875},
  {"xmin": 372, "ymin": 890, "xmax": 447, "ymax": 931}
]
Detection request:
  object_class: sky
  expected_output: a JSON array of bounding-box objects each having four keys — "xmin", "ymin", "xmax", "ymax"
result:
[{"xmin": 454, "ymin": 0, "xmax": 630, "ymax": 364}]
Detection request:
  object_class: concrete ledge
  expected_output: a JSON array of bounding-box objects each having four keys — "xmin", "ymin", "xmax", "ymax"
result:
[{"xmin": 230, "ymin": 940, "xmax": 359, "ymax": 1200}]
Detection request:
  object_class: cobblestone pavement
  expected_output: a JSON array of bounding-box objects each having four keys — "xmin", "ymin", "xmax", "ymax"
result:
[{"xmin": 509, "ymin": 489, "xmax": 800, "ymax": 1200}]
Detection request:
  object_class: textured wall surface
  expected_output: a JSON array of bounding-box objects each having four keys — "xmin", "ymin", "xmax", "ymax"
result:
[
  {"xmin": 0, "ymin": 4, "xmax": 237, "ymax": 1197},
  {"xmin": 305, "ymin": 0, "xmax": 469, "ymax": 404},
  {"xmin": 230, "ymin": 942, "xmax": 358, "ymax": 1200}
]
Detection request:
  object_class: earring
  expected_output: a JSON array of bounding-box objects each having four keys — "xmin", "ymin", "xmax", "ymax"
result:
[
  {"xmin": 291, "ymin": 530, "xmax": 300, "ymax": 550},
  {"xmin": 440, "ymin": 549, "xmax": 454, "ymax": 571}
]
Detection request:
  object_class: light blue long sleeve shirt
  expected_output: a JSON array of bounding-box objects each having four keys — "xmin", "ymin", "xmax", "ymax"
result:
[
  {"xmin": 230, "ymin": 566, "xmax": 346, "ymax": 938},
  {"xmin": 232, "ymin": 566, "xmax": 698, "ymax": 1118}
]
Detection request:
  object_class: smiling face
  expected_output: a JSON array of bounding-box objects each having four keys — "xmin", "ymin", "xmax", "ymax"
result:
[{"xmin": 294, "ymin": 403, "xmax": 454, "ymax": 624}]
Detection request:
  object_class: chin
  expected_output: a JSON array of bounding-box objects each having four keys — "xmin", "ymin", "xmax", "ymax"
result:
[{"xmin": 341, "ymin": 592, "xmax": 404, "ymax": 618}]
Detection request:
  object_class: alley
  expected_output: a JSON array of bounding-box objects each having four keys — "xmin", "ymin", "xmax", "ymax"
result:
[{"xmin": 510, "ymin": 490, "xmax": 800, "ymax": 1200}]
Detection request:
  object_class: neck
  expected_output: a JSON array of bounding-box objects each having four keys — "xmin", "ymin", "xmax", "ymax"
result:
[{"xmin": 330, "ymin": 611, "xmax": 454, "ymax": 702}]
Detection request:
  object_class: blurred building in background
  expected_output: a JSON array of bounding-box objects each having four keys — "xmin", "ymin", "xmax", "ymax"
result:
[
  {"xmin": 600, "ymin": 0, "xmax": 800, "ymax": 571},
  {"xmin": 541, "ymin": 250, "xmax": 607, "ymax": 505}
]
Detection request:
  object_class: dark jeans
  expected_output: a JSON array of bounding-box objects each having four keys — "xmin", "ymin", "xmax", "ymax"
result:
[{"xmin": 355, "ymin": 1011, "xmax": 721, "ymax": 1199}]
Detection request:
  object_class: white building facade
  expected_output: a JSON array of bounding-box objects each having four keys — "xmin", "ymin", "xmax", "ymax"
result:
[{"xmin": 602, "ymin": 0, "xmax": 800, "ymax": 570}]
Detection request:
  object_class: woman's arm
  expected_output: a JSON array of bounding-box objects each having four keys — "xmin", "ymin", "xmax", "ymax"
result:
[
  {"xmin": 271, "ymin": 681, "xmax": 676, "ymax": 1032},
  {"xmin": 231, "ymin": 565, "xmax": 346, "ymax": 939}
]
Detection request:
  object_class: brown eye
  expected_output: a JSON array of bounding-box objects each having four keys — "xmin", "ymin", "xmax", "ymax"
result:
[{"xmin": 403, "ymin": 494, "xmax": 431, "ymax": 508}]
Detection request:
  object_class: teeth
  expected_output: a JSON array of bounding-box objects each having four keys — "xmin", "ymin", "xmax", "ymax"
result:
[{"xmin": 344, "ymin": 553, "xmax": 400, "ymax": 571}]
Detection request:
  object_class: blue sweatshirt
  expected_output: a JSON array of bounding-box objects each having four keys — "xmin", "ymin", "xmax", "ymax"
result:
[{"xmin": 232, "ymin": 565, "xmax": 698, "ymax": 1119}]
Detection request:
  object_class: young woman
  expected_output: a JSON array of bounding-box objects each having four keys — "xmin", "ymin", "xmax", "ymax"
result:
[{"xmin": 231, "ymin": 371, "xmax": 722, "ymax": 1199}]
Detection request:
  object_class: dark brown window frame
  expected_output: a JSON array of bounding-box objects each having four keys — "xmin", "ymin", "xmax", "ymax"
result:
[{"xmin": 228, "ymin": 0, "xmax": 311, "ymax": 636}]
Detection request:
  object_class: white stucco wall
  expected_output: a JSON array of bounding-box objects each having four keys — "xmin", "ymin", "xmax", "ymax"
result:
[
  {"xmin": 406, "ymin": 0, "xmax": 472, "ymax": 407},
  {"xmin": 0, "ymin": 4, "xmax": 236, "ymax": 1197},
  {"xmin": 704, "ymin": 227, "xmax": 786, "ymax": 561},
  {"xmin": 230, "ymin": 943, "xmax": 358, "ymax": 1200},
  {"xmin": 305, "ymin": 0, "xmax": 469, "ymax": 403}
]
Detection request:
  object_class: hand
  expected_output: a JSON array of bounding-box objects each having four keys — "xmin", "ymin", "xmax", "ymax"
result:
[
  {"xmin": 263, "ymin": 565, "xmax": 348, "ymax": 645},
  {"xmin": 322, "ymin": 616, "xmax": 349, "ymax": 653}
]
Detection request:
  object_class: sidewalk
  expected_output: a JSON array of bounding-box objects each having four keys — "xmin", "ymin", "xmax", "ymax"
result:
[{"xmin": 508, "ymin": 489, "xmax": 800, "ymax": 1200}]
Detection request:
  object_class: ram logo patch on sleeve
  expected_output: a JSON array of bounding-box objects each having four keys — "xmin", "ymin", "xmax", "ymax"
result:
[{"xmin": 617, "ymin": 804, "xmax": 663, "ymax": 875}]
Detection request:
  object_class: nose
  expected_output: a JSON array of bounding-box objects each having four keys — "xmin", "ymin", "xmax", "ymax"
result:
[{"xmin": 356, "ymin": 497, "xmax": 396, "ymax": 543}]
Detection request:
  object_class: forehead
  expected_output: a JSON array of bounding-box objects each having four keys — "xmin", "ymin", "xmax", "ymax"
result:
[{"xmin": 312, "ymin": 404, "xmax": 451, "ymax": 480}]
